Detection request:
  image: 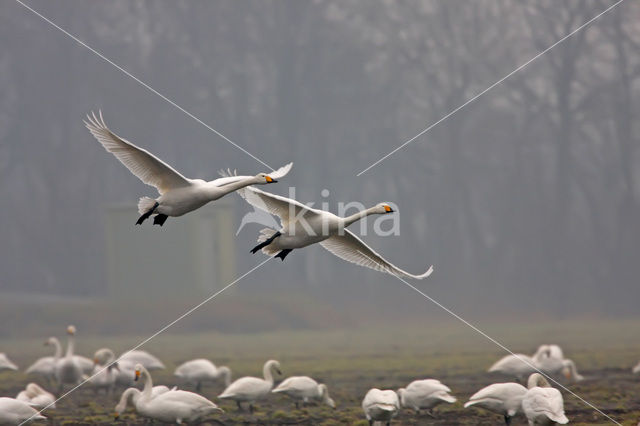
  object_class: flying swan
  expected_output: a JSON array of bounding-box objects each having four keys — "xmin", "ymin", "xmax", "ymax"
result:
[
  {"xmin": 234, "ymin": 185, "xmax": 433, "ymax": 279},
  {"xmin": 84, "ymin": 111, "xmax": 292, "ymax": 226}
]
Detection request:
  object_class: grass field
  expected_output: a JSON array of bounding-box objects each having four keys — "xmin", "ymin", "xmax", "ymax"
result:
[{"xmin": 1, "ymin": 318, "xmax": 639, "ymax": 425}]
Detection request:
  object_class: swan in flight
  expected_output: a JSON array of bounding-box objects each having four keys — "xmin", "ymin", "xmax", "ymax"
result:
[
  {"xmin": 464, "ymin": 382, "xmax": 527, "ymax": 425},
  {"xmin": 114, "ymin": 385, "xmax": 173, "ymax": 419},
  {"xmin": 272, "ymin": 376, "xmax": 335, "ymax": 409},
  {"xmin": 0, "ymin": 353, "xmax": 18, "ymax": 371},
  {"xmin": 397, "ymin": 379, "xmax": 456, "ymax": 415},
  {"xmin": 174, "ymin": 359, "xmax": 231, "ymax": 392},
  {"xmin": 521, "ymin": 373, "xmax": 568, "ymax": 425},
  {"xmin": 132, "ymin": 364, "xmax": 222, "ymax": 424},
  {"xmin": 55, "ymin": 326, "xmax": 83, "ymax": 392},
  {"xmin": 362, "ymin": 388, "xmax": 400, "ymax": 426},
  {"xmin": 218, "ymin": 359, "xmax": 282, "ymax": 412},
  {"xmin": 16, "ymin": 383, "xmax": 56, "ymax": 410},
  {"xmin": 119, "ymin": 350, "xmax": 165, "ymax": 371},
  {"xmin": 85, "ymin": 111, "xmax": 292, "ymax": 226},
  {"xmin": 234, "ymin": 185, "xmax": 433, "ymax": 278},
  {"xmin": 0, "ymin": 397, "xmax": 47, "ymax": 425}
]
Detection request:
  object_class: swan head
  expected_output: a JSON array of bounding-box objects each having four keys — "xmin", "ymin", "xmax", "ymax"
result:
[
  {"xmin": 319, "ymin": 384, "xmax": 336, "ymax": 408},
  {"xmin": 66, "ymin": 325, "xmax": 76, "ymax": 335},
  {"xmin": 527, "ymin": 373, "xmax": 550, "ymax": 389},
  {"xmin": 44, "ymin": 337, "xmax": 56, "ymax": 347},
  {"xmin": 265, "ymin": 359, "xmax": 282, "ymax": 375},
  {"xmin": 256, "ymin": 173, "xmax": 277, "ymax": 184},
  {"xmin": 93, "ymin": 348, "xmax": 115, "ymax": 365},
  {"xmin": 134, "ymin": 363, "xmax": 143, "ymax": 381},
  {"xmin": 375, "ymin": 203, "xmax": 395, "ymax": 214}
]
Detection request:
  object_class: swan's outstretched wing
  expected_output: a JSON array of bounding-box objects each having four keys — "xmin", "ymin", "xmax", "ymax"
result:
[
  {"xmin": 85, "ymin": 111, "xmax": 191, "ymax": 194},
  {"xmin": 236, "ymin": 186, "xmax": 319, "ymax": 226},
  {"xmin": 214, "ymin": 162, "xmax": 293, "ymax": 187},
  {"xmin": 319, "ymin": 230, "xmax": 433, "ymax": 279}
]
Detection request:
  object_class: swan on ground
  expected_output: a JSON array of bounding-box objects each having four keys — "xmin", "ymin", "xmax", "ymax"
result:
[
  {"xmin": 233, "ymin": 184, "xmax": 433, "ymax": 278},
  {"xmin": 54, "ymin": 326, "xmax": 83, "ymax": 392},
  {"xmin": 522, "ymin": 373, "xmax": 568, "ymax": 425},
  {"xmin": 218, "ymin": 359, "xmax": 282, "ymax": 412},
  {"xmin": 174, "ymin": 359, "xmax": 231, "ymax": 392},
  {"xmin": 25, "ymin": 337, "xmax": 92, "ymax": 385},
  {"xmin": 397, "ymin": 379, "xmax": 456, "ymax": 415},
  {"xmin": 0, "ymin": 397, "xmax": 47, "ymax": 425},
  {"xmin": 534, "ymin": 345, "xmax": 583, "ymax": 382},
  {"xmin": 362, "ymin": 388, "xmax": 400, "ymax": 426},
  {"xmin": 0, "ymin": 353, "xmax": 18, "ymax": 371},
  {"xmin": 119, "ymin": 350, "xmax": 166, "ymax": 371},
  {"xmin": 114, "ymin": 385, "xmax": 174, "ymax": 419},
  {"xmin": 272, "ymin": 376, "xmax": 335, "ymax": 409},
  {"xmin": 85, "ymin": 111, "xmax": 292, "ymax": 226},
  {"xmin": 632, "ymin": 361, "xmax": 640, "ymax": 374},
  {"xmin": 84, "ymin": 348, "xmax": 121, "ymax": 395},
  {"xmin": 464, "ymin": 382, "xmax": 527, "ymax": 425},
  {"xmin": 488, "ymin": 353, "xmax": 540, "ymax": 380},
  {"xmin": 16, "ymin": 383, "xmax": 56, "ymax": 410},
  {"xmin": 132, "ymin": 364, "xmax": 222, "ymax": 424}
]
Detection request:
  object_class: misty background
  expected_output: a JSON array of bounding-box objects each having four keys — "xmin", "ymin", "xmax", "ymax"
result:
[{"xmin": 1, "ymin": 0, "xmax": 639, "ymax": 337}]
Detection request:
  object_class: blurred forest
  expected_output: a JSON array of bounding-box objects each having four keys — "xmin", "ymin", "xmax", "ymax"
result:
[{"xmin": 1, "ymin": 0, "xmax": 639, "ymax": 322}]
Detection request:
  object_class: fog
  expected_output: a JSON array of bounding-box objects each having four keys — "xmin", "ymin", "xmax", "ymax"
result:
[{"xmin": 1, "ymin": 0, "xmax": 639, "ymax": 337}]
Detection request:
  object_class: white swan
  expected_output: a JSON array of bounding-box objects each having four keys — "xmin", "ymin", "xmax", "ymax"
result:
[
  {"xmin": 0, "ymin": 353, "xmax": 18, "ymax": 371},
  {"xmin": 632, "ymin": 361, "xmax": 640, "ymax": 374},
  {"xmin": 218, "ymin": 359, "xmax": 282, "ymax": 412},
  {"xmin": 488, "ymin": 353, "xmax": 541, "ymax": 380},
  {"xmin": 464, "ymin": 382, "xmax": 527, "ymax": 425},
  {"xmin": 54, "ymin": 326, "xmax": 83, "ymax": 392},
  {"xmin": 16, "ymin": 383, "xmax": 56, "ymax": 410},
  {"xmin": 534, "ymin": 345, "xmax": 583, "ymax": 382},
  {"xmin": 522, "ymin": 373, "xmax": 568, "ymax": 425},
  {"xmin": 119, "ymin": 350, "xmax": 165, "ymax": 371},
  {"xmin": 362, "ymin": 388, "xmax": 400, "ymax": 426},
  {"xmin": 85, "ymin": 111, "xmax": 292, "ymax": 226},
  {"xmin": 234, "ymin": 185, "xmax": 433, "ymax": 278},
  {"xmin": 114, "ymin": 385, "xmax": 173, "ymax": 419},
  {"xmin": 174, "ymin": 359, "xmax": 231, "ymax": 392},
  {"xmin": 85, "ymin": 348, "xmax": 120, "ymax": 395},
  {"xmin": 0, "ymin": 398, "xmax": 47, "ymax": 425},
  {"xmin": 397, "ymin": 379, "xmax": 456, "ymax": 415},
  {"xmin": 272, "ymin": 376, "xmax": 335, "ymax": 409},
  {"xmin": 132, "ymin": 364, "xmax": 222, "ymax": 424},
  {"xmin": 25, "ymin": 337, "xmax": 92, "ymax": 384}
]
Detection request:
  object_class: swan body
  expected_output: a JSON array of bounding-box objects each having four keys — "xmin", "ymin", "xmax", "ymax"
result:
[
  {"xmin": 0, "ymin": 353, "xmax": 18, "ymax": 371},
  {"xmin": 488, "ymin": 353, "xmax": 539, "ymax": 380},
  {"xmin": 114, "ymin": 385, "xmax": 173, "ymax": 418},
  {"xmin": 218, "ymin": 359, "xmax": 281, "ymax": 411},
  {"xmin": 85, "ymin": 348, "xmax": 120, "ymax": 394},
  {"xmin": 174, "ymin": 359, "xmax": 231, "ymax": 391},
  {"xmin": 464, "ymin": 382, "xmax": 527, "ymax": 425},
  {"xmin": 133, "ymin": 364, "xmax": 222, "ymax": 424},
  {"xmin": 272, "ymin": 376, "xmax": 335, "ymax": 408},
  {"xmin": 16, "ymin": 383, "xmax": 56, "ymax": 410},
  {"xmin": 0, "ymin": 398, "xmax": 47, "ymax": 425},
  {"xmin": 362, "ymin": 388, "xmax": 400, "ymax": 426},
  {"xmin": 633, "ymin": 361, "xmax": 640, "ymax": 374},
  {"xmin": 85, "ymin": 111, "xmax": 291, "ymax": 226},
  {"xmin": 235, "ymin": 184, "xmax": 433, "ymax": 278},
  {"xmin": 397, "ymin": 379, "xmax": 456, "ymax": 414},
  {"xmin": 119, "ymin": 350, "xmax": 165, "ymax": 371},
  {"xmin": 25, "ymin": 337, "xmax": 91, "ymax": 383},
  {"xmin": 55, "ymin": 326, "xmax": 83, "ymax": 390},
  {"xmin": 522, "ymin": 373, "xmax": 568, "ymax": 425},
  {"xmin": 534, "ymin": 345, "xmax": 583, "ymax": 381}
]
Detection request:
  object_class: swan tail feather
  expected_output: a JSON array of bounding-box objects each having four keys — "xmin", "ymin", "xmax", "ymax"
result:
[
  {"xmin": 138, "ymin": 197, "xmax": 157, "ymax": 215},
  {"xmin": 256, "ymin": 228, "xmax": 281, "ymax": 256}
]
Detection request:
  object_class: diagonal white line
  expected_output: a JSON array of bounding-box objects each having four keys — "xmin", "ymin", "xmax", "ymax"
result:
[
  {"xmin": 20, "ymin": 257, "xmax": 273, "ymax": 425},
  {"xmin": 353, "ymin": 250, "xmax": 620, "ymax": 425},
  {"xmin": 356, "ymin": 0, "xmax": 626, "ymax": 176},
  {"xmin": 13, "ymin": 0, "xmax": 274, "ymax": 171}
]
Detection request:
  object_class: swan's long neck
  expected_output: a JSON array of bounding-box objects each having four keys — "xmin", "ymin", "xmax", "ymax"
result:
[
  {"xmin": 65, "ymin": 334, "xmax": 75, "ymax": 359},
  {"xmin": 342, "ymin": 207, "xmax": 379, "ymax": 228},
  {"xmin": 116, "ymin": 388, "xmax": 139, "ymax": 414},
  {"xmin": 51, "ymin": 338, "xmax": 62, "ymax": 360},
  {"xmin": 263, "ymin": 362, "xmax": 275, "ymax": 384},
  {"xmin": 207, "ymin": 177, "xmax": 257, "ymax": 197},
  {"xmin": 141, "ymin": 367, "xmax": 153, "ymax": 398},
  {"xmin": 527, "ymin": 373, "xmax": 549, "ymax": 389}
]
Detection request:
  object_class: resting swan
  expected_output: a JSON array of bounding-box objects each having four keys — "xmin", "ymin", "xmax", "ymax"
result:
[
  {"xmin": 174, "ymin": 359, "xmax": 231, "ymax": 392},
  {"xmin": 464, "ymin": 382, "xmax": 527, "ymax": 425},
  {"xmin": 534, "ymin": 345, "xmax": 583, "ymax": 382},
  {"xmin": 55, "ymin": 326, "xmax": 83, "ymax": 392},
  {"xmin": 16, "ymin": 383, "xmax": 56, "ymax": 410},
  {"xmin": 85, "ymin": 348, "xmax": 120, "ymax": 395},
  {"xmin": 0, "ymin": 353, "xmax": 18, "ymax": 371},
  {"xmin": 114, "ymin": 385, "xmax": 173, "ymax": 419},
  {"xmin": 397, "ymin": 379, "xmax": 456, "ymax": 415},
  {"xmin": 0, "ymin": 397, "xmax": 47, "ymax": 425},
  {"xmin": 218, "ymin": 359, "xmax": 282, "ymax": 412},
  {"xmin": 234, "ymin": 185, "xmax": 433, "ymax": 279},
  {"xmin": 272, "ymin": 376, "xmax": 335, "ymax": 409},
  {"xmin": 521, "ymin": 373, "xmax": 568, "ymax": 425},
  {"xmin": 132, "ymin": 364, "xmax": 222, "ymax": 424},
  {"xmin": 362, "ymin": 388, "xmax": 400, "ymax": 426},
  {"xmin": 85, "ymin": 111, "xmax": 292, "ymax": 226}
]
